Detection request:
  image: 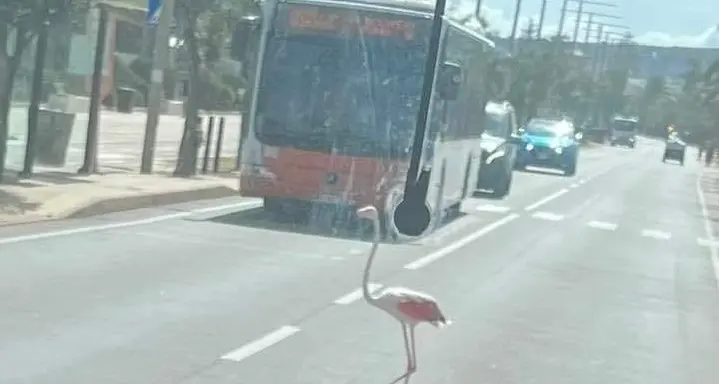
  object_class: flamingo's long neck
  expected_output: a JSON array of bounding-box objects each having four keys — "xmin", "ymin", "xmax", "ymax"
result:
[{"xmin": 362, "ymin": 216, "xmax": 381, "ymax": 304}]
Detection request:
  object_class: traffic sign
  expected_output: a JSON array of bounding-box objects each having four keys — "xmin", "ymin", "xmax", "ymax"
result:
[{"xmin": 147, "ymin": 0, "xmax": 162, "ymax": 25}]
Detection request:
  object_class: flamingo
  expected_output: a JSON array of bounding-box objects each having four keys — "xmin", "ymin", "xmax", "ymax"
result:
[{"xmin": 356, "ymin": 205, "xmax": 450, "ymax": 381}]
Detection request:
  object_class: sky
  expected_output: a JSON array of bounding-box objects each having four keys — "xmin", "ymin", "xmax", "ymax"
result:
[{"xmin": 452, "ymin": 0, "xmax": 718, "ymax": 48}]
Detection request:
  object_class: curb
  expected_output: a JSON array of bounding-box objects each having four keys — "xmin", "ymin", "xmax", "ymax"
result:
[
  {"xmin": 67, "ymin": 185, "xmax": 238, "ymax": 219},
  {"xmin": 0, "ymin": 186, "xmax": 238, "ymax": 227}
]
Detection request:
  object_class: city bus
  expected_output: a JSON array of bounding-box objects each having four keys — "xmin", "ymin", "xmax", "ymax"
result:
[{"xmin": 239, "ymin": 0, "xmax": 505, "ymax": 235}]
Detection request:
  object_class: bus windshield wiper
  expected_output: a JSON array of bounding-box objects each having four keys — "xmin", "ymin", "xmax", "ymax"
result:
[{"xmin": 393, "ymin": 0, "xmax": 448, "ymax": 237}]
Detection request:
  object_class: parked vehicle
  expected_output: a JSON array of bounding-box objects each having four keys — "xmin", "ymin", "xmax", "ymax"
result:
[
  {"xmin": 514, "ymin": 118, "xmax": 582, "ymax": 176},
  {"xmin": 476, "ymin": 102, "xmax": 519, "ymax": 198}
]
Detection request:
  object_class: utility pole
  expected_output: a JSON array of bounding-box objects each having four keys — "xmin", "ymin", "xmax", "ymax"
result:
[
  {"xmin": 557, "ymin": 0, "xmax": 569, "ymax": 38},
  {"xmin": 572, "ymin": 0, "xmax": 585, "ymax": 47},
  {"xmin": 141, "ymin": 0, "xmax": 176, "ymax": 174},
  {"xmin": 583, "ymin": 13, "xmax": 593, "ymax": 43},
  {"xmin": 592, "ymin": 23, "xmax": 604, "ymax": 78},
  {"xmin": 509, "ymin": 0, "xmax": 523, "ymax": 54},
  {"xmin": 537, "ymin": 0, "xmax": 548, "ymax": 39}
]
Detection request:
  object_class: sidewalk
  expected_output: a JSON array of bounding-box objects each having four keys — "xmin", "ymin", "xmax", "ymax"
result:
[
  {"xmin": 0, "ymin": 171, "xmax": 238, "ymax": 226},
  {"xmin": 700, "ymin": 162, "xmax": 719, "ymax": 238}
]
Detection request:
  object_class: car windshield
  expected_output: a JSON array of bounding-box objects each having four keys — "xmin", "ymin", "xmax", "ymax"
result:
[
  {"xmin": 523, "ymin": 119, "xmax": 572, "ymax": 137},
  {"xmin": 5, "ymin": 1, "xmax": 719, "ymax": 383}
]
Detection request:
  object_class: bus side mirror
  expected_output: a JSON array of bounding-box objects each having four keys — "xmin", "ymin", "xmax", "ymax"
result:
[{"xmin": 438, "ymin": 62, "xmax": 462, "ymax": 101}]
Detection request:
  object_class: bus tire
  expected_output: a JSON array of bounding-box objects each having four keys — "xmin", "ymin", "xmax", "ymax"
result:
[{"xmin": 491, "ymin": 170, "xmax": 512, "ymax": 198}]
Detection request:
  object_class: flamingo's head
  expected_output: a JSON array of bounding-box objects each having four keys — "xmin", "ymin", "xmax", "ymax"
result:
[{"xmin": 356, "ymin": 205, "xmax": 379, "ymax": 220}]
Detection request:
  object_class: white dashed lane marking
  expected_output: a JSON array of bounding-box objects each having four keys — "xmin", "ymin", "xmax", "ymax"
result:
[
  {"xmin": 641, "ymin": 229, "xmax": 672, "ymax": 240},
  {"xmin": 587, "ymin": 221, "xmax": 618, "ymax": 231},
  {"xmin": 476, "ymin": 204, "xmax": 511, "ymax": 213},
  {"xmin": 697, "ymin": 238, "xmax": 719, "ymax": 248},
  {"xmin": 333, "ymin": 283, "xmax": 382, "ymax": 305},
  {"xmin": 531, "ymin": 211, "xmax": 564, "ymax": 221},
  {"xmin": 524, "ymin": 189, "xmax": 569, "ymax": 212},
  {"xmin": 221, "ymin": 326, "xmax": 301, "ymax": 363}
]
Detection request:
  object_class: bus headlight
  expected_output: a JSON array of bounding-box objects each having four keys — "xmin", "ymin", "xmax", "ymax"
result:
[
  {"xmin": 525, "ymin": 143, "xmax": 534, "ymax": 151},
  {"xmin": 554, "ymin": 147, "xmax": 563, "ymax": 154}
]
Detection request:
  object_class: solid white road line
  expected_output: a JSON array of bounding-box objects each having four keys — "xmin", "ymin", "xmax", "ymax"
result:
[
  {"xmin": 531, "ymin": 211, "xmax": 564, "ymax": 221},
  {"xmin": 333, "ymin": 283, "xmax": 382, "ymax": 305},
  {"xmin": 587, "ymin": 221, "xmax": 618, "ymax": 231},
  {"xmin": 696, "ymin": 173, "xmax": 719, "ymax": 290},
  {"xmin": 0, "ymin": 201, "xmax": 261, "ymax": 245},
  {"xmin": 221, "ymin": 326, "xmax": 301, "ymax": 363},
  {"xmin": 404, "ymin": 214, "xmax": 520, "ymax": 270},
  {"xmin": 640, "ymin": 229, "xmax": 672, "ymax": 240},
  {"xmin": 524, "ymin": 189, "xmax": 569, "ymax": 212}
]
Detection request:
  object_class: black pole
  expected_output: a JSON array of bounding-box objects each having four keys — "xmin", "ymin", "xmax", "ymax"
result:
[
  {"xmin": 78, "ymin": 6, "xmax": 107, "ymax": 175},
  {"xmin": 393, "ymin": 0, "xmax": 448, "ymax": 237},
  {"xmin": 201, "ymin": 116, "xmax": 214, "ymax": 174},
  {"xmin": 213, "ymin": 116, "xmax": 225, "ymax": 173},
  {"xmin": 21, "ymin": 18, "xmax": 50, "ymax": 178}
]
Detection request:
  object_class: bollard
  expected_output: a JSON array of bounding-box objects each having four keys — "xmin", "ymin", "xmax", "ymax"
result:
[
  {"xmin": 213, "ymin": 117, "xmax": 225, "ymax": 173},
  {"xmin": 201, "ymin": 116, "xmax": 215, "ymax": 174}
]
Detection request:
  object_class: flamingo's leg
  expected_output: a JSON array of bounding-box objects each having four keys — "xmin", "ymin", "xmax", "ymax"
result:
[
  {"xmin": 408, "ymin": 325, "xmax": 417, "ymax": 372},
  {"xmin": 400, "ymin": 322, "xmax": 412, "ymax": 372}
]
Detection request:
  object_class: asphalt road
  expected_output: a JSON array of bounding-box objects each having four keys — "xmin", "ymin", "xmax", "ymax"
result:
[{"xmin": 1, "ymin": 139, "xmax": 718, "ymax": 384}]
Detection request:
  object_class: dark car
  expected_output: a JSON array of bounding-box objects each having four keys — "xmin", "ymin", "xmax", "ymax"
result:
[
  {"xmin": 514, "ymin": 118, "xmax": 582, "ymax": 176},
  {"xmin": 476, "ymin": 102, "xmax": 519, "ymax": 198},
  {"xmin": 662, "ymin": 133, "xmax": 686, "ymax": 165}
]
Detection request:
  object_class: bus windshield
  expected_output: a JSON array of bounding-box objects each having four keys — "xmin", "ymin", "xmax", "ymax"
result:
[{"xmin": 255, "ymin": 3, "xmax": 431, "ymax": 158}]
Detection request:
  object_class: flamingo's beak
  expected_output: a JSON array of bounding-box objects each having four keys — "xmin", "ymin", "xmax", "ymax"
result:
[{"xmin": 356, "ymin": 206, "xmax": 378, "ymax": 220}]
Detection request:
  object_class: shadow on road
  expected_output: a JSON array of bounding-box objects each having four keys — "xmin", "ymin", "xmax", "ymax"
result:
[{"xmin": 202, "ymin": 204, "xmax": 466, "ymax": 245}]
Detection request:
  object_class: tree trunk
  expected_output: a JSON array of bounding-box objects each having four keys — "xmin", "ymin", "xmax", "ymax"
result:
[
  {"xmin": 173, "ymin": 11, "xmax": 202, "ymax": 177},
  {"xmin": 0, "ymin": 26, "xmax": 30, "ymax": 182}
]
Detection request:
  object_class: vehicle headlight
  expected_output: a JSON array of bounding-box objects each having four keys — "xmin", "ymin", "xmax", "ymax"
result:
[
  {"xmin": 525, "ymin": 143, "xmax": 534, "ymax": 151},
  {"xmin": 554, "ymin": 147, "xmax": 563, "ymax": 154}
]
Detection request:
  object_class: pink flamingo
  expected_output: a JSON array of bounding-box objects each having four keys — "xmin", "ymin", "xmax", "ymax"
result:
[{"xmin": 356, "ymin": 205, "xmax": 450, "ymax": 381}]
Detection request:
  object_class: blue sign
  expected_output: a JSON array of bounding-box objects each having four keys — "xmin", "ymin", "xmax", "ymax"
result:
[{"xmin": 147, "ymin": 0, "xmax": 162, "ymax": 25}]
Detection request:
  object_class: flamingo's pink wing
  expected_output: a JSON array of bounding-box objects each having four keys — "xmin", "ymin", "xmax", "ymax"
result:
[{"xmin": 397, "ymin": 299, "xmax": 445, "ymax": 323}]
